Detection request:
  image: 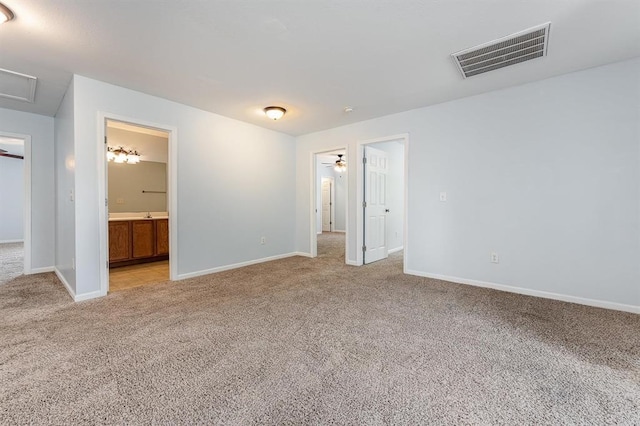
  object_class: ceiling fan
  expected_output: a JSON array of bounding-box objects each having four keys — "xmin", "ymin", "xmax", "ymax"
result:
[
  {"xmin": 0, "ymin": 148, "xmax": 23, "ymax": 160},
  {"xmin": 322, "ymin": 154, "xmax": 347, "ymax": 172}
]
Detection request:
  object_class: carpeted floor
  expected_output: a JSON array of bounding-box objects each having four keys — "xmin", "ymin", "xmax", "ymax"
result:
[
  {"xmin": 0, "ymin": 242, "xmax": 23, "ymax": 286},
  {"xmin": 0, "ymin": 233, "xmax": 638, "ymax": 424}
]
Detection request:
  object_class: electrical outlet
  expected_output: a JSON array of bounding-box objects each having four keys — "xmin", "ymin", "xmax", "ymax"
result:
[
  {"xmin": 491, "ymin": 252, "xmax": 499, "ymax": 264},
  {"xmin": 260, "ymin": 236, "xmax": 266, "ymax": 245},
  {"xmin": 439, "ymin": 192, "xmax": 447, "ymax": 202},
  {"xmin": 116, "ymin": 198, "xmax": 125, "ymax": 204}
]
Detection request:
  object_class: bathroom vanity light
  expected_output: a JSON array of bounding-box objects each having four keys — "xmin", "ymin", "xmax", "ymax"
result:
[
  {"xmin": 264, "ymin": 106, "xmax": 286, "ymax": 120},
  {"xmin": 107, "ymin": 146, "xmax": 141, "ymax": 164},
  {"xmin": 0, "ymin": 3, "xmax": 14, "ymax": 24}
]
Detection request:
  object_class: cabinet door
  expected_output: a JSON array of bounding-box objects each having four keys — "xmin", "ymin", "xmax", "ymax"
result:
[
  {"xmin": 109, "ymin": 221, "xmax": 131, "ymax": 262},
  {"xmin": 132, "ymin": 220, "xmax": 155, "ymax": 258},
  {"xmin": 155, "ymin": 219, "xmax": 169, "ymax": 255}
]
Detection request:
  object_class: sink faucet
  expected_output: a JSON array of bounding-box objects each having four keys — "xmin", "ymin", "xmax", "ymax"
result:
[{"xmin": 145, "ymin": 211, "xmax": 152, "ymax": 218}]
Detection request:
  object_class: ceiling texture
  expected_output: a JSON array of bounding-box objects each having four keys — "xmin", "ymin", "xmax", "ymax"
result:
[{"xmin": 0, "ymin": 0, "xmax": 638, "ymax": 136}]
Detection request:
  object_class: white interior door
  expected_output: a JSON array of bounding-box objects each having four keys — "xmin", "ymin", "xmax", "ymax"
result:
[
  {"xmin": 321, "ymin": 178, "xmax": 332, "ymax": 232},
  {"xmin": 364, "ymin": 146, "xmax": 388, "ymax": 264}
]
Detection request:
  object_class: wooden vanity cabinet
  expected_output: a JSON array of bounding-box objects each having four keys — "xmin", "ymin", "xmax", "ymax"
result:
[
  {"xmin": 108, "ymin": 221, "xmax": 131, "ymax": 262},
  {"xmin": 155, "ymin": 219, "xmax": 169, "ymax": 255},
  {"xmin": 132, "ymin": 220, "xmax": 155, "ymax": 258},
  {"xmin": 109, "ymin": 218, "xmax": 169, "ymax": 267}
]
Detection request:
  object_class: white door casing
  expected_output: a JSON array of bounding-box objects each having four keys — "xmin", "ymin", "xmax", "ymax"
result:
[
  {"xmin": 364, "ymin": 146, "xmax": 388, "ymax": 264},
  {"xmin": 321, "ymin": 177, "xmax": 332, "ymax": 232}
]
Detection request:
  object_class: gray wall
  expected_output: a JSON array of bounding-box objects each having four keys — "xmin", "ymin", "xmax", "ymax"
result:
[
  {"xmin": 69, "ymin": 75, "xmax": 296, "ymax": 297},
  {"xmin": 0, "ymin": 156, "xmax": 24, "ymax": 241},
  {"xmin": 0, "ymin": 107, "xmax": 55, "ymax": 271},
  {"xmin": 296, "ymin": 58, "xmax": 640, "ymax": 310},
  {"xmin": 108, "ymin": 161, "xmax": 167, "ymax": 212},
  {"xmin": 54, "ymin": 80, "xmax": 76, "ymax": 291}
]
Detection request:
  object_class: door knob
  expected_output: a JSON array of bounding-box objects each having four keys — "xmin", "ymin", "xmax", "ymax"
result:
[{"xmin": 385, "ymin": 209, "xmax": 390, "ymax": 213}]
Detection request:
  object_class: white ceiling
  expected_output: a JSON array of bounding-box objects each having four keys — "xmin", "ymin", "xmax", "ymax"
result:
[
  {"xmin": 317, "ymin": 150, "xmax": 347, "ymax": 167},
  {"xmin": 0, "ymin": 1, "xmax": 638, "ymax": 136},
  {"xmin": 0, "ymin": 135, "xmax": 24, "ymax": 156}
]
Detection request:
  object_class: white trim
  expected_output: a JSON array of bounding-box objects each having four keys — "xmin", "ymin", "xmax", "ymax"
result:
[
  {"xmin": 0, "ymin": 131, "xmax": 31, "ymax": 274},
  {"xmin": 333, "ymin": 229, "xmax": 346, "ymax": 233},
  {"xmin": 0, "ymin": 239, "xmax": 24, "ymax": 244},
  {"xmin": 74, "ymin": 290, "xmax": 103, "ymax": 302},
  {"xmin": 346, "ymin": 260, "xmax": 359, "ymax": 266},
  {"xmin": 356, "ymin": 134, "xmax": 409, "ymax": 269},
  {"xmin": 388, "ymin": 246, "xmax": 404, "ymax": 254},
  {"xmin": 177, "ymin": 252, "xmax": 304, "ymax": 280},
  {"xmin": 97, "ymin": 112, "xmax": 178, "ymax": 297},
  {"xmin": 55, "ymin": 267, "xmax": 104, "ymax": 302},
  {"xmin": 28, "ymin": 266, "xmax": 54, "ymax": 274},
  {"xmin": 292, "ymin": 251, "xmax": 313, "ymax": 258},
  {"xmin": 55, "ymin": 267, "xmax": 75, "ymax": 300},
  {"xmin": 405, "ymin": 269, "xmax": 640, "ymax": 314}
]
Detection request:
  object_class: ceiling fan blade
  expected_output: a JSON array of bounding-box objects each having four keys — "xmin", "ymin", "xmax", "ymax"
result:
[
  {"xmin": 0, "ymin": 152, "xmax": 24, "ymax": 159},
  {"xmin": 0, "ymin": 148, "xmax": 7, "ymax": 153}
]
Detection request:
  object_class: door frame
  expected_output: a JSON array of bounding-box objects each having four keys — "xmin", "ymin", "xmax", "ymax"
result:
[
  {"xmin": 355, "ymin": 134, "xmax": 409, "ymax": 268},
  {"xmin": 309, "ymin": 147, "xmax": 348, "ymax": 259},
  {"xmin": 321, "ymin": 176, "xmax": 335, "ymax": 232},
  {"xmin": 97, "ymin": 112, "xmax": 178, "ymax": 296},
  {"xmin": 0, "ymin": 131, "xmax": 31, "ymax": 273}
]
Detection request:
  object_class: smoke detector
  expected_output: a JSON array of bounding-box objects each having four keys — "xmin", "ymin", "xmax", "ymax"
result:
[{"xmin": 452, "ymin": 22, "xmax": 551, "ymax": 79}]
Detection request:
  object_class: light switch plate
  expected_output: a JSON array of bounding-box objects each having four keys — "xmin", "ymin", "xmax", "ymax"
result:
[{"xmin": 439, "ymin": 192, "xmax": 447, "ymax": 202}]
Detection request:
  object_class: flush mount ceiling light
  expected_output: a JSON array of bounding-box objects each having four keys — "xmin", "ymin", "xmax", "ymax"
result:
[
  {"xmin": 0, "ymin": 3, "xmax": 14, "ymax": 24},
  {"xmin": 107, "ymin": 146, "xmax": 141, "ymax": 164},
  {"xmin": 264, "ymin": 106, "xmax": 286, "ymax": 120}
]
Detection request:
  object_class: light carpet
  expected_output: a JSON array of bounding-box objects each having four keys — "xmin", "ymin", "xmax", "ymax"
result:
[
  {"xmin": 0, "ymin": 233, "xmax": 638, "ymax": 424},
  {"xmin": 0, "ymin": 242, "xmax": 23, "ymax": 285}
]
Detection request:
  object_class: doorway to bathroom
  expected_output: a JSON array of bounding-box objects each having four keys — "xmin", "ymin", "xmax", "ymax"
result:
[{"xmin": 104, "ymin": 119, "xmax": 171, "ymax": 292}]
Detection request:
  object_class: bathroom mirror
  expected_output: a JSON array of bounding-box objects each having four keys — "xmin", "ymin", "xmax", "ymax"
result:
[
  {"xmin": 106, "ymin": 121, "xmax": 169, "ymax": 214},
  {"xmin": 108, "ymin": 160, "xmax": 167, "ymax": 213}
]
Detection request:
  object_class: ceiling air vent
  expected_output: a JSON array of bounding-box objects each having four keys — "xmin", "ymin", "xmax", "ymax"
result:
[
  {"xmin": 452, "ymin": 22, "xmax": 551, "ymax": 79},
  {"xmin": 0, "ymin": 68, "xmax": 37, "ymax": 103}
]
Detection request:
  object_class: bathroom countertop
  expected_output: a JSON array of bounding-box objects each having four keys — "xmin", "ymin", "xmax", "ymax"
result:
[{"xmin": 108, "ymin": 216, "xmax": 169, "ymax": 221}]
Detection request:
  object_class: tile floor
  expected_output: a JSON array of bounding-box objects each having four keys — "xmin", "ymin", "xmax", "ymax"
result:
[{"xmin": 109, "ymin": 260, "xmax": 169, "ymax": 292}]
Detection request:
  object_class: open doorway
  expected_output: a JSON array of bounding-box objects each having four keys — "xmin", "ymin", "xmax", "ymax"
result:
[
  {"xmin": 313, "ymin": 149, "xmax": 347, "ymax": 260},
  {"xmin": 0, "ymin": 132, "xmax": 29, "ymax": 285},
  {"xmin": 104, "ymin": 120, "xmax": 171, "ymax": 292},
  {"xmin": 356, "ymin": 135, "xmax": 407, "ymax": 266}
]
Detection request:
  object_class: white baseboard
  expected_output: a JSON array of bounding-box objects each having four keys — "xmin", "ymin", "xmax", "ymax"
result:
[
  {"xmin": 388, "ymin": 246, "xmax": 404, "ymax": 254},
  {"xmin": 333, "ymin": 230, "xmax": 346, "ymax": 233},
  {"xmin": 54, "ymin": 267, "xmax": 104, "ymax": 302},
  {"xmin": 28, "ymin": 266, "xmax": 54, "ymax": 274},
  {"xmin": 177, "ymin": 252, "xmax": 304, "ymax": 280},
  {"xmin": 293, "ymin": 251, "xmax": 313, "ymax": 258},
  {"xmin": 405, "ymin": 270, "xmax": 639, "ymax": 314},
  {"xmin": 0, "ymin": 239, "xmax": 24, "ymax": 244},
  {"xmin": 346, "ymin": 259, "xmax": 359, "ymax": 266},
  {"xmin": 74, "ymin": 290, "xmax": 104, "ymax": 302},
  {"xmin": 54, "ymin": 267, "xmax": 75, "ymax": 301}
]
